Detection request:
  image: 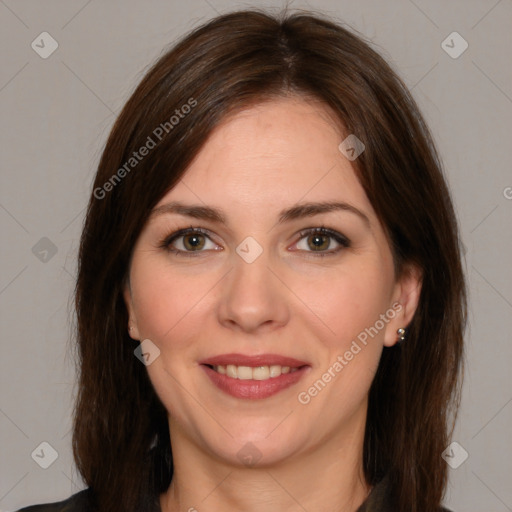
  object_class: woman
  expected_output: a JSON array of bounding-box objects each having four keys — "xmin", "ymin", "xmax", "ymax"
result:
[{"xmin": 18, "ymin": 8, "xmax": 466, "ymax": 512}]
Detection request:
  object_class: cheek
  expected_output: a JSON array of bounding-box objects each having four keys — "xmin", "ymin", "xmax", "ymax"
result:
[
  {"xmin": 129, "ymin": 260, "xmax": 210, "ymax": 416},
  {"xmin": 130, "ymin": 257, "xmax": 207, "ymax": 345},
  {"xmin": 296, "ymin": 258, "xmax": 394, "ymax": 348},
  {"xmin": 294, "ymin": 264, "xmax": 391, "ymax": 417}
]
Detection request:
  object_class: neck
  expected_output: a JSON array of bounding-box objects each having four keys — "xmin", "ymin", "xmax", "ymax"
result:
[{"xmin": 160, "ymin": 412, "xmax": 371, "ymax": 512}]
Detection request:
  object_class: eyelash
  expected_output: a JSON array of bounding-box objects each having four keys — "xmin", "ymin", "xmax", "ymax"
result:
[{"xmin": 160, "ymin": 226, "xmax": 350, "ymax": 258}]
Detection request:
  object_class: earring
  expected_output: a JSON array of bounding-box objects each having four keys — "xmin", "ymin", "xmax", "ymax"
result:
[{"xmin": 397, "ymin": 327, "xmax": 406, "ymax": 342}]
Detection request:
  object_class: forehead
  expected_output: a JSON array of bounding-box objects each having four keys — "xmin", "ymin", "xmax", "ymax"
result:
[{"xmin": 156, "ymin": 96, "xmax": 373, "ymax": 221}]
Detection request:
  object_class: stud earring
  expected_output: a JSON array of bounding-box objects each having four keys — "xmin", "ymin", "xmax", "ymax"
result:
[{"xmin": 397, "ymin": 327, "xmax": 406, "ymax": 342}]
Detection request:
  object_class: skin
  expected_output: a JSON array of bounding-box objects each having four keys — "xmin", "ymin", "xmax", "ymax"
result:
[{"xmin": 124, "ymin": 96, "xmax": 421, "ymax": 512}]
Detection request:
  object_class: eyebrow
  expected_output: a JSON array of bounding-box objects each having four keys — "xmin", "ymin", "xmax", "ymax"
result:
[{"xmin": 150, "ymin": 200, "xmax": 370, "ymax": 227}]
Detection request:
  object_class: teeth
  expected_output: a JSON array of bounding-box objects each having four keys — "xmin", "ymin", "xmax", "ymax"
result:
[
  {"xmin": 253, "ymin": 366, "xmax": 269, "ymax": 380},
  {"xmin": 237, "ymin": 366, "xmax": 253, "ymax": 380},
  {"xmin": 226, "ymin": 364, "xmax": 237, "ymax": 378},
  {"xmin": 269, "ymin": 365, "xmax": 282, "ymax": 378},
  {"xmin": 213, "ymin": 364, "xmax": 299, "ymax": 380}
]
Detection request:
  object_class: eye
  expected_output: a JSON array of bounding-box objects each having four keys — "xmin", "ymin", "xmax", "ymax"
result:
[
  {"xmin": 161, "ymin": 227, "xmax": 221, "ymax": 256},
  {"xmin": 292, "ymin": 227, "xmax": 350, "ymax": 257},
  {"xmin": 160, "ymin": 226, "xmax": 349, "ymax": 258}
]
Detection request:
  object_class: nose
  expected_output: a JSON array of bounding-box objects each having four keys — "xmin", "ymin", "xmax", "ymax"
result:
[{"xmin": 216, "ymin": 248, "xmax": 290, "ymax": 334}]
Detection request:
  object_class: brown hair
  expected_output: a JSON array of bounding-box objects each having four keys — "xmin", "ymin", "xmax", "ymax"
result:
[{"xmin": 73, "ymin": 8, "xmax": 466, "ymax": 512}]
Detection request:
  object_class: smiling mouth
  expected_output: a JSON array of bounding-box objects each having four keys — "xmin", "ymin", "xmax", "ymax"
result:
[
  {"xmin": 201, "ymin": 363, "xmax": 310, "ymax": 399},
  {"xmin": 205, "ymin": 364, "xmax": 303, "ymax": 381},
  {"xmin": 199, "ymin": 353, "xmax": 311, "ymax": 399}
]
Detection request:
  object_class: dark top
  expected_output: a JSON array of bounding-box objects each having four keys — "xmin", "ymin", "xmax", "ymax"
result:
[{"xmin": 16, "ymin": 474, "xmax": 453, "ymax": 511}]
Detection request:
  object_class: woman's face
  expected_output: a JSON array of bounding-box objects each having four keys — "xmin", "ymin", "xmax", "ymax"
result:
[{"xmin": 125, "ymin": 96, "xmax": 420, "ymax": 467}]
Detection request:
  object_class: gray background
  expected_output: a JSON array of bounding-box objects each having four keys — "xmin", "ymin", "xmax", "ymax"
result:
[{"xmin": 0, "ymin": 0, "xmax": 511, "ymax": 510}]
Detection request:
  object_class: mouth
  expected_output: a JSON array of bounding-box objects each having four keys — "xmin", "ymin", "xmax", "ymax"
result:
[
  {"xmin": 199, "ymin": 353, "xmax": 311, "ymax": 399},
  {"xmin": 206, "ymin": 363, "xmax": 301, "ymax": 380}
]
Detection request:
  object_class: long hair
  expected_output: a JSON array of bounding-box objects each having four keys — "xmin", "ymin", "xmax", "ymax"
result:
[{"xmin": 73, "ymin": 9, "xmax": 466, "ymax": 511}]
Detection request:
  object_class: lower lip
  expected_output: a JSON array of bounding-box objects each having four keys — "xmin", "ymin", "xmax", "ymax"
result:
[{"xmin": 201, "ymin": 365, "xmax": 310, "ymax": 399}]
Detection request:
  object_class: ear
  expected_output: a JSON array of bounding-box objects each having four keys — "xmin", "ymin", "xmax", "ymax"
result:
[
  {"xmin": 383, "ymin": 263, "xmax": 422, "ymax": 347},
  {"xmin": 123, "ymin": 279, "xmax": 141, "ymax": 340}
]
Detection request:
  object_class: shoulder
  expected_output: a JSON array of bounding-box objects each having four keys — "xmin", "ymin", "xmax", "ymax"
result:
[{"xmin": 14, "ymin": 489, "xmax": 93, "ymax": 512}]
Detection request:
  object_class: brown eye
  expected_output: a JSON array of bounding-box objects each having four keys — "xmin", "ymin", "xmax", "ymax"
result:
[
  {"xmin": 182, "ymin": 233, "xmax": 206, "ymax": 251},
  {"xmin": 306, "ymin": 233, "xmax": 331, "ymax": 251},
  {"xmin": 163, "ymin": 227, "xmax": 219, "ymax": 256},
  {"xmin": 293, "ymin": 227, "xmax": 350, "ymax": 257}
]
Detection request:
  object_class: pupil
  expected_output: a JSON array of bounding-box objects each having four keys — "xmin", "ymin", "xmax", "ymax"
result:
[
  {"xmin": 185, "ymin": 234, "xmax": 204, "ymax": 250},
  {"xmin": 310, "ymin": 235, "xmax": 327, "ymax": 250}
]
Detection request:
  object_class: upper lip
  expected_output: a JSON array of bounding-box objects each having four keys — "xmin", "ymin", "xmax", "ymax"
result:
[{"xmin": 199, "ymin": 353, "xmax": 310, "ymax": 368}]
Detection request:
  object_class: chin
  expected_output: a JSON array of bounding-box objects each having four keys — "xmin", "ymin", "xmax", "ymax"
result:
[{"xmin": 202, "ymin": 421, "xmax": 309, "ymax": 468}]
